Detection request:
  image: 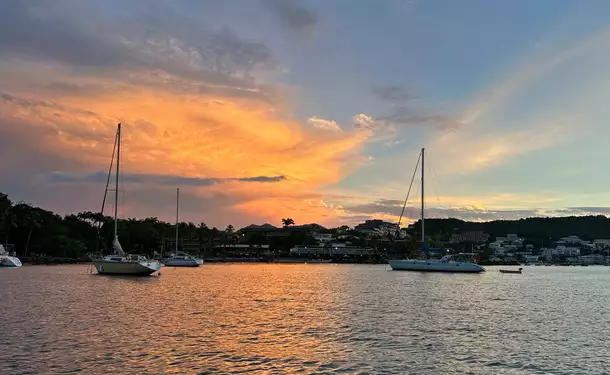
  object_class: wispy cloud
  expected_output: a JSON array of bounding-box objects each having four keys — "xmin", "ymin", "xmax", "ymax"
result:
[
  {"xmin": 371, "ymin": 85, "xmax": 418, "ymax": 102},
  {"xmin": 342, "ymin": 198, "xmax": 610, "ymax": 224},
  {"xmin": 368, "ymin": 84, "xmax": 465, "ymax": 132},
  {"xmin": 426, "ymin": 26, "xmax": 610, "ymax": 174},
  {"xmin": 307, "ymin": 116, "xmax": 342, "ymax": 132},
  {"xmin": 260, "ymin": 0, "xmax": 319, "ymax": 35}
]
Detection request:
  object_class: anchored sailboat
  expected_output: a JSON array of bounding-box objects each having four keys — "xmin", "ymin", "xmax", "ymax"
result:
[
  {"xmin": 163, "ymin": 188, "xmax": 202, "ymax": 267},
  {"xmin": 0, "ymin": 244, "xmax": 22, "ymax": 267},
  {"xmin": 388, "ymin": 148, "xmax": 485, "ymax": 273},
  {"xmin": 92, "ymin": 123, "xmax": 162, "ymax": 276}
]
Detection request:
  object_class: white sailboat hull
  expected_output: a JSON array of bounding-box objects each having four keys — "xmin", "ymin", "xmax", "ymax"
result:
[
  {"xmin": 389, "ymin": 259, "xmax": 485, "ymax": 273},
  {"xmin": 93, "ymin": 259, "xmax": 161, "ymax": 275},
  {"xmin": 0, "ymin": 255, "xmax": 22, "ymax": 267},
  {"xmin": 163, "ymin": 258, "xmax": 200, "ymax": 267}
]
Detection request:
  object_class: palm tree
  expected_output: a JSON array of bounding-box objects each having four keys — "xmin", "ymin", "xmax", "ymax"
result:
[
  {"xmin": 282, "ymin": 218, "xmax": 295, "ymax": 227},
  {"xmin": 211, "ymin": 227, "xmax": 219, "ymax": 252},
  {"xmin": 22, "ymin": 208, "xmax": 42, "ymax": 256},
  {"xmin": 224, "ymin": 225, "xmax": 235, "ymax": 248},
  {"xmin": 197, "ymin": 222, "xmax": 208, "ymax": 252},
  {"xmin": 187, "ymin": 222, "xmax": 197, "ymax": 240},
  {"xmin": 1, "ymin": 207, "xmax": 17, "ymax": 246}
]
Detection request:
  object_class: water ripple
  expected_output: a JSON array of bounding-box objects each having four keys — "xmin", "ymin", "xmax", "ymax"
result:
[{"xmin": 1, "ymin": 264, "xmax": 610, "ymax": 373}]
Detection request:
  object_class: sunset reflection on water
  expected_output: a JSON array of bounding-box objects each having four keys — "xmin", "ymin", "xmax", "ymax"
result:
[{"xmin": 2, "ymin": 264, "xmax": 610, "ymax": 374}]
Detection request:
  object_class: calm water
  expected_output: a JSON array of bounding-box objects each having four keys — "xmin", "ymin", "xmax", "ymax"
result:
[{"xmin": 1, "ymin": 264, "xmax": 610, "ymax": 374}]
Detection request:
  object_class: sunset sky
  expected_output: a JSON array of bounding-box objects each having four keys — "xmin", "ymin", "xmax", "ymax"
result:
[{"xmin": 2, "ymin": 0, "xmax": 610, "ymax": 228}]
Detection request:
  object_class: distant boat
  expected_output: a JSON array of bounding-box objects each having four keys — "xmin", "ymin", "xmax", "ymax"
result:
[
  {"xmin": 388, "ymin": 148, "xmax": 485, "ymax": 273},
  {"xmin": 273, "ymin": 258, "xmax": 332, "ymax": 264},
  {"xmin": 162, "ymin": 188, "xmax": 202, "ymax": 267},
  {"xmin": 499, "ymin": 268, "xmax": 523, "ymax": 274},
  {"xmin": 164, "ymin": 253, "xmax": 201, "ymax": 267},
  {"xmin": 0, "ymin": 245, "xmax": 22, "ymax": 267},
  {"xmin": 91, "ymin": 123, "xmax": 162, "ymax": 276}
]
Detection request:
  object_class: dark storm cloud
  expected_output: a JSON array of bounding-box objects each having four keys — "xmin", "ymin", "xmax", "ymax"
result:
[{"xmin": 46, "ymin": 172, "xmax": 286, "ymax": 186}]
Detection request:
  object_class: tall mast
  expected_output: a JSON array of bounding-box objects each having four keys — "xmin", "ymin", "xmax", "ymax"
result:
[
  {"xmin": 421, "ymin": 147, "xmax": 425, "ymax": 249},
  {"xmin": 114, "ymin": 123, "xmax": 121, "ymax": 239},
  {"xmin": 176, "ymin": 188, "xmax": 179, "ymax": 254}
]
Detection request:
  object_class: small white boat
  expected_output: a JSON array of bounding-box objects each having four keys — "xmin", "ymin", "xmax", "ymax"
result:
[
  {"xmin": 163, "ymin": 252, "xmax": 202, "ymax": 267},
  {"xmin": 499, "ymin": 267, "xmax": 523, "ymax": 274},
  {"xmin": 0, "ymin": 245, "xmax": 22, "ymax": 267},
  {"xmin": 388, "ymin": 148, "xmax": 485, "ymax": 274},
  {"xmin": 162, "ymin": 188, "xmax": 202, "ymax": 267},
  {"xmin": 389, "ymin": 253, "xmax": 485, "ymax": 273},
  {"xmin": 91, "ymin": 123, "xmax": 161, "ymax": 276}
]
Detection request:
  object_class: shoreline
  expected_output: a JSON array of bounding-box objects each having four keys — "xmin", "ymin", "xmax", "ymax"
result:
[{"xmin": 16, "ymin": 257, "xmax": 608, "ymax": 267}]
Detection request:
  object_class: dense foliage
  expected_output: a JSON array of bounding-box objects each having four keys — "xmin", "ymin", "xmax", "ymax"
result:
[
  {"xmin": 0, "ymin": 193, "xmax": 324, "ymax": 258},
  {"xmin": 0, "ymin": 192, "xmax": 218, "ymax": 258},
  {"xmin": 420, "ymin": 216, "xmax": 610, "ymax": 242}
]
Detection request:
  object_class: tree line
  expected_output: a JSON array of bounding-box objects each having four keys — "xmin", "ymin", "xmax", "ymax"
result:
[
  {"xmin": 0, "ymin": 192, "xmax": 243, "ymax": 258},
  {"xmin": 4, "ymin": 191, "xmax": 610, "ymax": 259},
  {"xmin": 0, "ymin": 193, "xmax": 358, "ymax": 258},
  {"xmin": 420, "ymin": 216, "xmax": 610, "ymax": 243}
]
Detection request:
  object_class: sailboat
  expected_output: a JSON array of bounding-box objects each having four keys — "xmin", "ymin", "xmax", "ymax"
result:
[
  {"xmin": 163, "ymin": 188, "xmax": 202, "ymax": 267},
  {"xmin": 92, "ymin": 123, "xmax": 162, "ymax": 276},
  {"xmin": 0, "ymin": 245, "xmax": 22, "ymax": 267},
  {"xmin": 388, "ymin": 148, "xmax": 485, "ymax": 273}
]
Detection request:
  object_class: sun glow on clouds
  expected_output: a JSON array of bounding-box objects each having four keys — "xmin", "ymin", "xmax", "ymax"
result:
[
  {"xmin": 0, "ymin": 63, "xmax": 374, "ymax": 226},
  {"xmin": 0, "ymin": 2, "xmax": 387, "ymax": 227},
  {"xmin": 4, "ymin": 2, "xmax": 610, "ymax": 227}
]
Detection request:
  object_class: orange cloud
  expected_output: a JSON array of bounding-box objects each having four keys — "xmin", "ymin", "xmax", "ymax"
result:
[{"xmin": 0, "ymin": 66, "xmax": 372, "ymax": 227}]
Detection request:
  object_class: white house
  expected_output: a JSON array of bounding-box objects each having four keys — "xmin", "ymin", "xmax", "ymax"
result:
[
  {"xmin": 313, "ymin": 232, "xmax": 333, "ymax": 244},
  {"xmin": 579, "ymin": 254, "xmax": 605, "ymax": 265},
  {"xmin": 593, "ymin": 239, "xmax": 610, "ymax": 251},
  {"xmin": 489, "ymin": 234, "xmax": 524, "ymax": 256}
]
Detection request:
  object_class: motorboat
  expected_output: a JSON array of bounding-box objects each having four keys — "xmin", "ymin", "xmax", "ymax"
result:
[
  {"xmin": 388, "ymin": 148, "xmax": 485, "ymax": 273},
  {"xmin": 0, "ymin": 245, "xmax": 22, "ymax": 267},
  {"xmin": 91, "ymin": 123, "xmax": 162, "ymax": 276}
]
